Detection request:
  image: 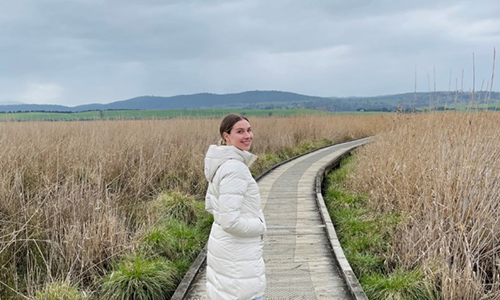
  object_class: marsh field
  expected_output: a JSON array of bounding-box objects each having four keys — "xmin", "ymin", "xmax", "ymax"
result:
[
  {"xmin": 1, "ymin": 112, "xmax": 499, "ymax": 299},
  {"xmin": 0, "ymin": 115, "xmax": 387, "ymax": 299}
]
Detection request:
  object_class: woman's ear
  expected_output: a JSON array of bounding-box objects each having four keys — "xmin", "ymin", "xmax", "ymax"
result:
[{"xmin": 222, "ymin": 132, "xmax": 229, "ymax": 144}]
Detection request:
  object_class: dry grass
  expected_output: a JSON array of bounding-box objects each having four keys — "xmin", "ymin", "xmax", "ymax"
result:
[
  {"xmin": 0, "ymin": 115, "xmax": 389, "ymax": 298},
  {"xmin": 351, "ymin": 111, "xmax": 500, "ymax": 299}
]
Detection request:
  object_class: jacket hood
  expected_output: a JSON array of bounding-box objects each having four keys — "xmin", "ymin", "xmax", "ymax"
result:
[{"xmin": 204, "ymin": 145, "xmax": 258, "ymax": 182}]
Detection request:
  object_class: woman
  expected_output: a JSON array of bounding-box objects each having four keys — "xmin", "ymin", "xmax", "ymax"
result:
[{"xmin": 204, "ymin": 114, "xmax": 267, "ymax": 300}]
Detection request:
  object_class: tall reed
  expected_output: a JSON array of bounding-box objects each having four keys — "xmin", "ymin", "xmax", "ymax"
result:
[{"xmin": 350, "ymin": 112, "xmax": 500, "ymax": 299}]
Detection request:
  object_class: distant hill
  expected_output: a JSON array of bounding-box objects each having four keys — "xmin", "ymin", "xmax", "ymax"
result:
[
  {"xmin": 95, "ymin": 91, "xmax": 324, "ymax": 110},
  {"xmin": 0, "ymin": 91, "xmax": 321, "ymax": 112},
  {"xmin": 1, "ymin": 90, "xmax": 499, "ymax": 113},
  {"xmin": 0, "ymin": 104, "xmax": 74, "ymax": 112}
]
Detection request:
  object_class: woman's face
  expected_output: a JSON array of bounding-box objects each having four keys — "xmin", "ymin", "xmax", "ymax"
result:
[{"xmin": 223, "ymin": 119, "xmax": 253, "ymax": 151}]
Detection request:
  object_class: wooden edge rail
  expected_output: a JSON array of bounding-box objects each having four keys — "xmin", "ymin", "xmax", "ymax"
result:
[
  {"xmin": 314, "ymin": 145, "xmax": 370, "ymax": 300},
  {"xmin": 171, "ymin": 137, "xmax": 372, "ymax": 300}
]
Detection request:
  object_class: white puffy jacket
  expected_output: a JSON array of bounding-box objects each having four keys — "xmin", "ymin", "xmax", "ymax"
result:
[{"xmin": 204, "ymin": 145, "xmax": 267, "ymax": 300}]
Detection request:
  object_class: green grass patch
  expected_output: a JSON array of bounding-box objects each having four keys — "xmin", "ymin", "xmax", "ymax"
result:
[
  {"xmin": 100, "ymin": 256, "xmax": 176, "ymax": 300},
  {"xmin": 193, "ymin": 201, "xmax": 214, "ymax": 237},
  {"xmin": 416, "ymin": 102, "xmax": 500, "ymax": 112},
  {"xmin": 140, "ymin": 218, "xmax": 205, "ymax": 263},
  {"xmin": 361, "ymin": 269, "xmax": 437, "ymax": 300},
  {"xmin": 100, "ymin": 198, "xmax": 208, "ymax": 300},
  {"xmin": 324, "ymin": 155, "xmax": 437, "ymax": 299}
]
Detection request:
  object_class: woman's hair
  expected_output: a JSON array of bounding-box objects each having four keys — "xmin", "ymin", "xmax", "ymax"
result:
[{"xmin": 219, "ymin": 113, "xmax": 249, "ymax": 145}]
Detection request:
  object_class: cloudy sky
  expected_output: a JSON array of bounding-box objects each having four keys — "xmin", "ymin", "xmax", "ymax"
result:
[{"xmin": 0, "ymin": 0, "xmax": 499, "ymax": 106}]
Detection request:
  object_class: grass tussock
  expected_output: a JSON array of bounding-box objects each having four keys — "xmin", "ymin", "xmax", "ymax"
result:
[
  {"xmin": 140, "ymin": 219, "xmax": 205, "ymax": 263},
  {"xmin": 362, "ymin": 268, "xmax": 437, "ymax": 300},
  {"xmin": 100, "ymin": 256, "xmax": 175, "ymax": 300},
  {"xmin": 0, "ymin": 115, "xmax": 388, "ymax": 298},
  {"xmin": 34, "ymin": 282, "xmax": 88, "ymax": 300},
  {"xmin": 350, "ymin": 111, "xmax": 500, "ymax": 299},
  {"xmin": 149, "ymin": 191, "xmax": 198, "ymax": 225}
]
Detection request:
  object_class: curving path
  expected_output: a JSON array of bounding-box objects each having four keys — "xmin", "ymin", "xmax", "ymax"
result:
[{"xmin": 174, "ymin": 138, "xmax": 373, "ymax": 300}]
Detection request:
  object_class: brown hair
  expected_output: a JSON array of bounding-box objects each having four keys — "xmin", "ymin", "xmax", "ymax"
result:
[{"xmin": 219, "ymin": 113, "xmax": 249, "ymax": 145}]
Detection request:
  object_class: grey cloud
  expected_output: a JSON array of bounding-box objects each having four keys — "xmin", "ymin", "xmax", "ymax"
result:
[{"xmin": 0, "ymin": 0, "xmax": 498, "ymax": 105}]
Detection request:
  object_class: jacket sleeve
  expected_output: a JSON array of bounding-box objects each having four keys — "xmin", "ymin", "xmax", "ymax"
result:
[{"xmin": 218, "ymin": 162, "xmax": 266, "ymax": 237}]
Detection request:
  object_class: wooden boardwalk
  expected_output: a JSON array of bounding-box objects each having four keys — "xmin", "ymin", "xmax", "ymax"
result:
[{"xmin": 178, "ymin": 138, "xmax": 372, "ymax": 300}]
